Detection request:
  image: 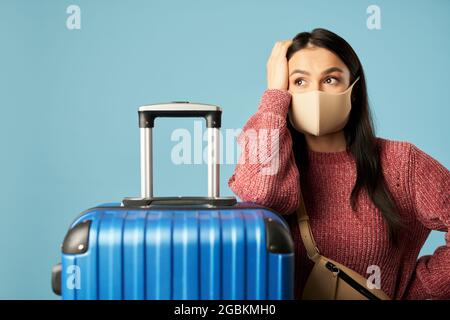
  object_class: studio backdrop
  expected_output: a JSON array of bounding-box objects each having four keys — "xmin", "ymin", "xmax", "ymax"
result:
[{"xmin": 0, "ymin": 0, "xmax": 449, "ymax": 299}]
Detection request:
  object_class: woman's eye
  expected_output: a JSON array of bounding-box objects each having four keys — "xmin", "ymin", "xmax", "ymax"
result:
[
  {"xmin": 294, "ymin": 78, "xmax": 306, "ymax": 86},
  {"xmin": 324, "ymin": 77, "xmax": 339, "ymax": 85}
]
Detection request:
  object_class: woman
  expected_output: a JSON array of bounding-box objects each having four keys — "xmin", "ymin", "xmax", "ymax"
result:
[{"xmin": 228, "ymin": 28, "xmax": 450, "ymax": 300}]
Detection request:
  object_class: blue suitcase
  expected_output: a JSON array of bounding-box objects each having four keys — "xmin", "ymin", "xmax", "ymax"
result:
[{"xmin": 51, "ymin": 102, "xmax": 295, "ymax": 300}]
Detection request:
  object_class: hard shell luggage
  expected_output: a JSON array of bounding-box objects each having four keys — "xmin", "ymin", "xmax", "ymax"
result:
[{"xmin": 51, "ymin": 102, "xmax": 295, "ymax": 300}]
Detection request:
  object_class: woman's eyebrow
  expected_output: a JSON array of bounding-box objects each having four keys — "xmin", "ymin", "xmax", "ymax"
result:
[
  {"xmin": 289, "ymin": 69, "xmax": 310, "ymax": 77},
  {"xmin": 289, "ymin": 66, "xmax": 344, "ymax": 77},
  {"xmin": 322, "ymin": 67, "xmax": 344, "ymax": 75}
]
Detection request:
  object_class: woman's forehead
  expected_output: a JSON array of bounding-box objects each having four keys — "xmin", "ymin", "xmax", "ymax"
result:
[{"xmin": 288, "ymin": 46, "xmax": 349, "ymax": 75}]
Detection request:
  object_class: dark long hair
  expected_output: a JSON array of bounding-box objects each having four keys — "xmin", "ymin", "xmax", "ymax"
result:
[{"xmin": 286, "ymin": 28, "xmax": 404, "ymax": 245}]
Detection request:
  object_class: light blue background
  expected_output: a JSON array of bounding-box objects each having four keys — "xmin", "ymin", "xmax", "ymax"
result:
[{"xmin": 0, "ymin": 0, "xmax": 448, "ymax": 299}]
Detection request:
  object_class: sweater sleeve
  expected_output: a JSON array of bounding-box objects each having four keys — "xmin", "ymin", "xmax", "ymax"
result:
[
  {"xmin": 403, "ymin": 144, "xmax": 450, "ymax": 300},
  {"xmin": 227, "ymin": 89, "xmax": 300, "ymax": 215}
]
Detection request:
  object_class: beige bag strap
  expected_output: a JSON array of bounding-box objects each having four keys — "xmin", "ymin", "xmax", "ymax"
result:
[
  {"xmin": 296, "ymin": 185, "xmax": 392, "ymax": 300},
  {"xmin": 296, "ymin": 187, "xmax": 321, "ymax": 263}
]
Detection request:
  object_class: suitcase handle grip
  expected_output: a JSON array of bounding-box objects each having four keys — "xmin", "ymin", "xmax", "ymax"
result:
[
  {"xmin": 137, "ymin": 102, "xmax": 223, "ymax": 199},
  {"xmin": 139, "ymin": 102, "xmax": 222, "ymax": 129}
]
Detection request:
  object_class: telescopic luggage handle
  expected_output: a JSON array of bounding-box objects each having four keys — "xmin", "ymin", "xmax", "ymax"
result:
[{"xmin": 122, "ymin": 101, "xmax": 236, "ymax": 207}]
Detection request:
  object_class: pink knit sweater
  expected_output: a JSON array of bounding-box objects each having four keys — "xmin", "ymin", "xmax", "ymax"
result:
[{"xmin": 228, "ymin": 89, "xmax": 450, "ymax": 300}]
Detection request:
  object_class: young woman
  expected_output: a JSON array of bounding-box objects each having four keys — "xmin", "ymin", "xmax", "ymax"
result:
[{"xmin": 228, "ymin": 28, "xmax": 449, "ymax": 300}]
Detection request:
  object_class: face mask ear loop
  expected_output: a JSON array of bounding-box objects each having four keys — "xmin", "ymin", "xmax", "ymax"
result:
[
  {"xmin": 349, "ymin": 76, "xmax": 360, "ymax": 102},
  {"xmin": 347, "ymin": 76, "xmax": 360, "ymax": 92}
]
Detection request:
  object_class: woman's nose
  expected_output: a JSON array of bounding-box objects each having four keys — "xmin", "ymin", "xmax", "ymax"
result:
[{"xmin": 309, "ymin": 82, "xmax": 321, "ymax": 91}]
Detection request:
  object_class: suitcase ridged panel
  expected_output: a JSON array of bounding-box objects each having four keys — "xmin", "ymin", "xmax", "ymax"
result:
[
  {"xmin": 123, "ymin": 211, "xmax": 146, "ymax": 299},
  {"xmin": 98, "ymin": 211, "xmax": 127, "ymax": 299},
  {"xmin": 244, "ymin": 210, "xmax": 266, "ymax": 299},
  {"xmin": 61, "ymin": 207, "xmax": 294, "ymax": 300},
  {"xmin": 199, "ymin": 210, "xmax": 221, "ymax": 299},
  {"xmin": 146, "ymin": 211, "xmax": 172, "ymax": 299}
]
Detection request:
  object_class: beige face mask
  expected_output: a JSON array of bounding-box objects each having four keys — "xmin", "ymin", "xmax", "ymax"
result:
[{"xmin": 288, "ymin": 77, "xmax": 360, "ymax": 136}]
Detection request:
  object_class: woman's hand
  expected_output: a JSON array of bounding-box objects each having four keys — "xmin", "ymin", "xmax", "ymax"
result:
[{"xmin": 266, "ymin": 40, "xmax": 293, "ymax": 90}]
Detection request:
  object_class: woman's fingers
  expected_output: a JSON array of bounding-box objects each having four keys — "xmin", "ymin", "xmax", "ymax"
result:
[
  {"xmin": 266, "ymin": 39, "xmax": 293, "ymax": 92},
  {"xmin": 280, "ymin": 40, "xmax": 293, "ymax": 53},
  {"xmin": 269, "ymin": 42, "xmax": 282, "ymax": 60}
]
